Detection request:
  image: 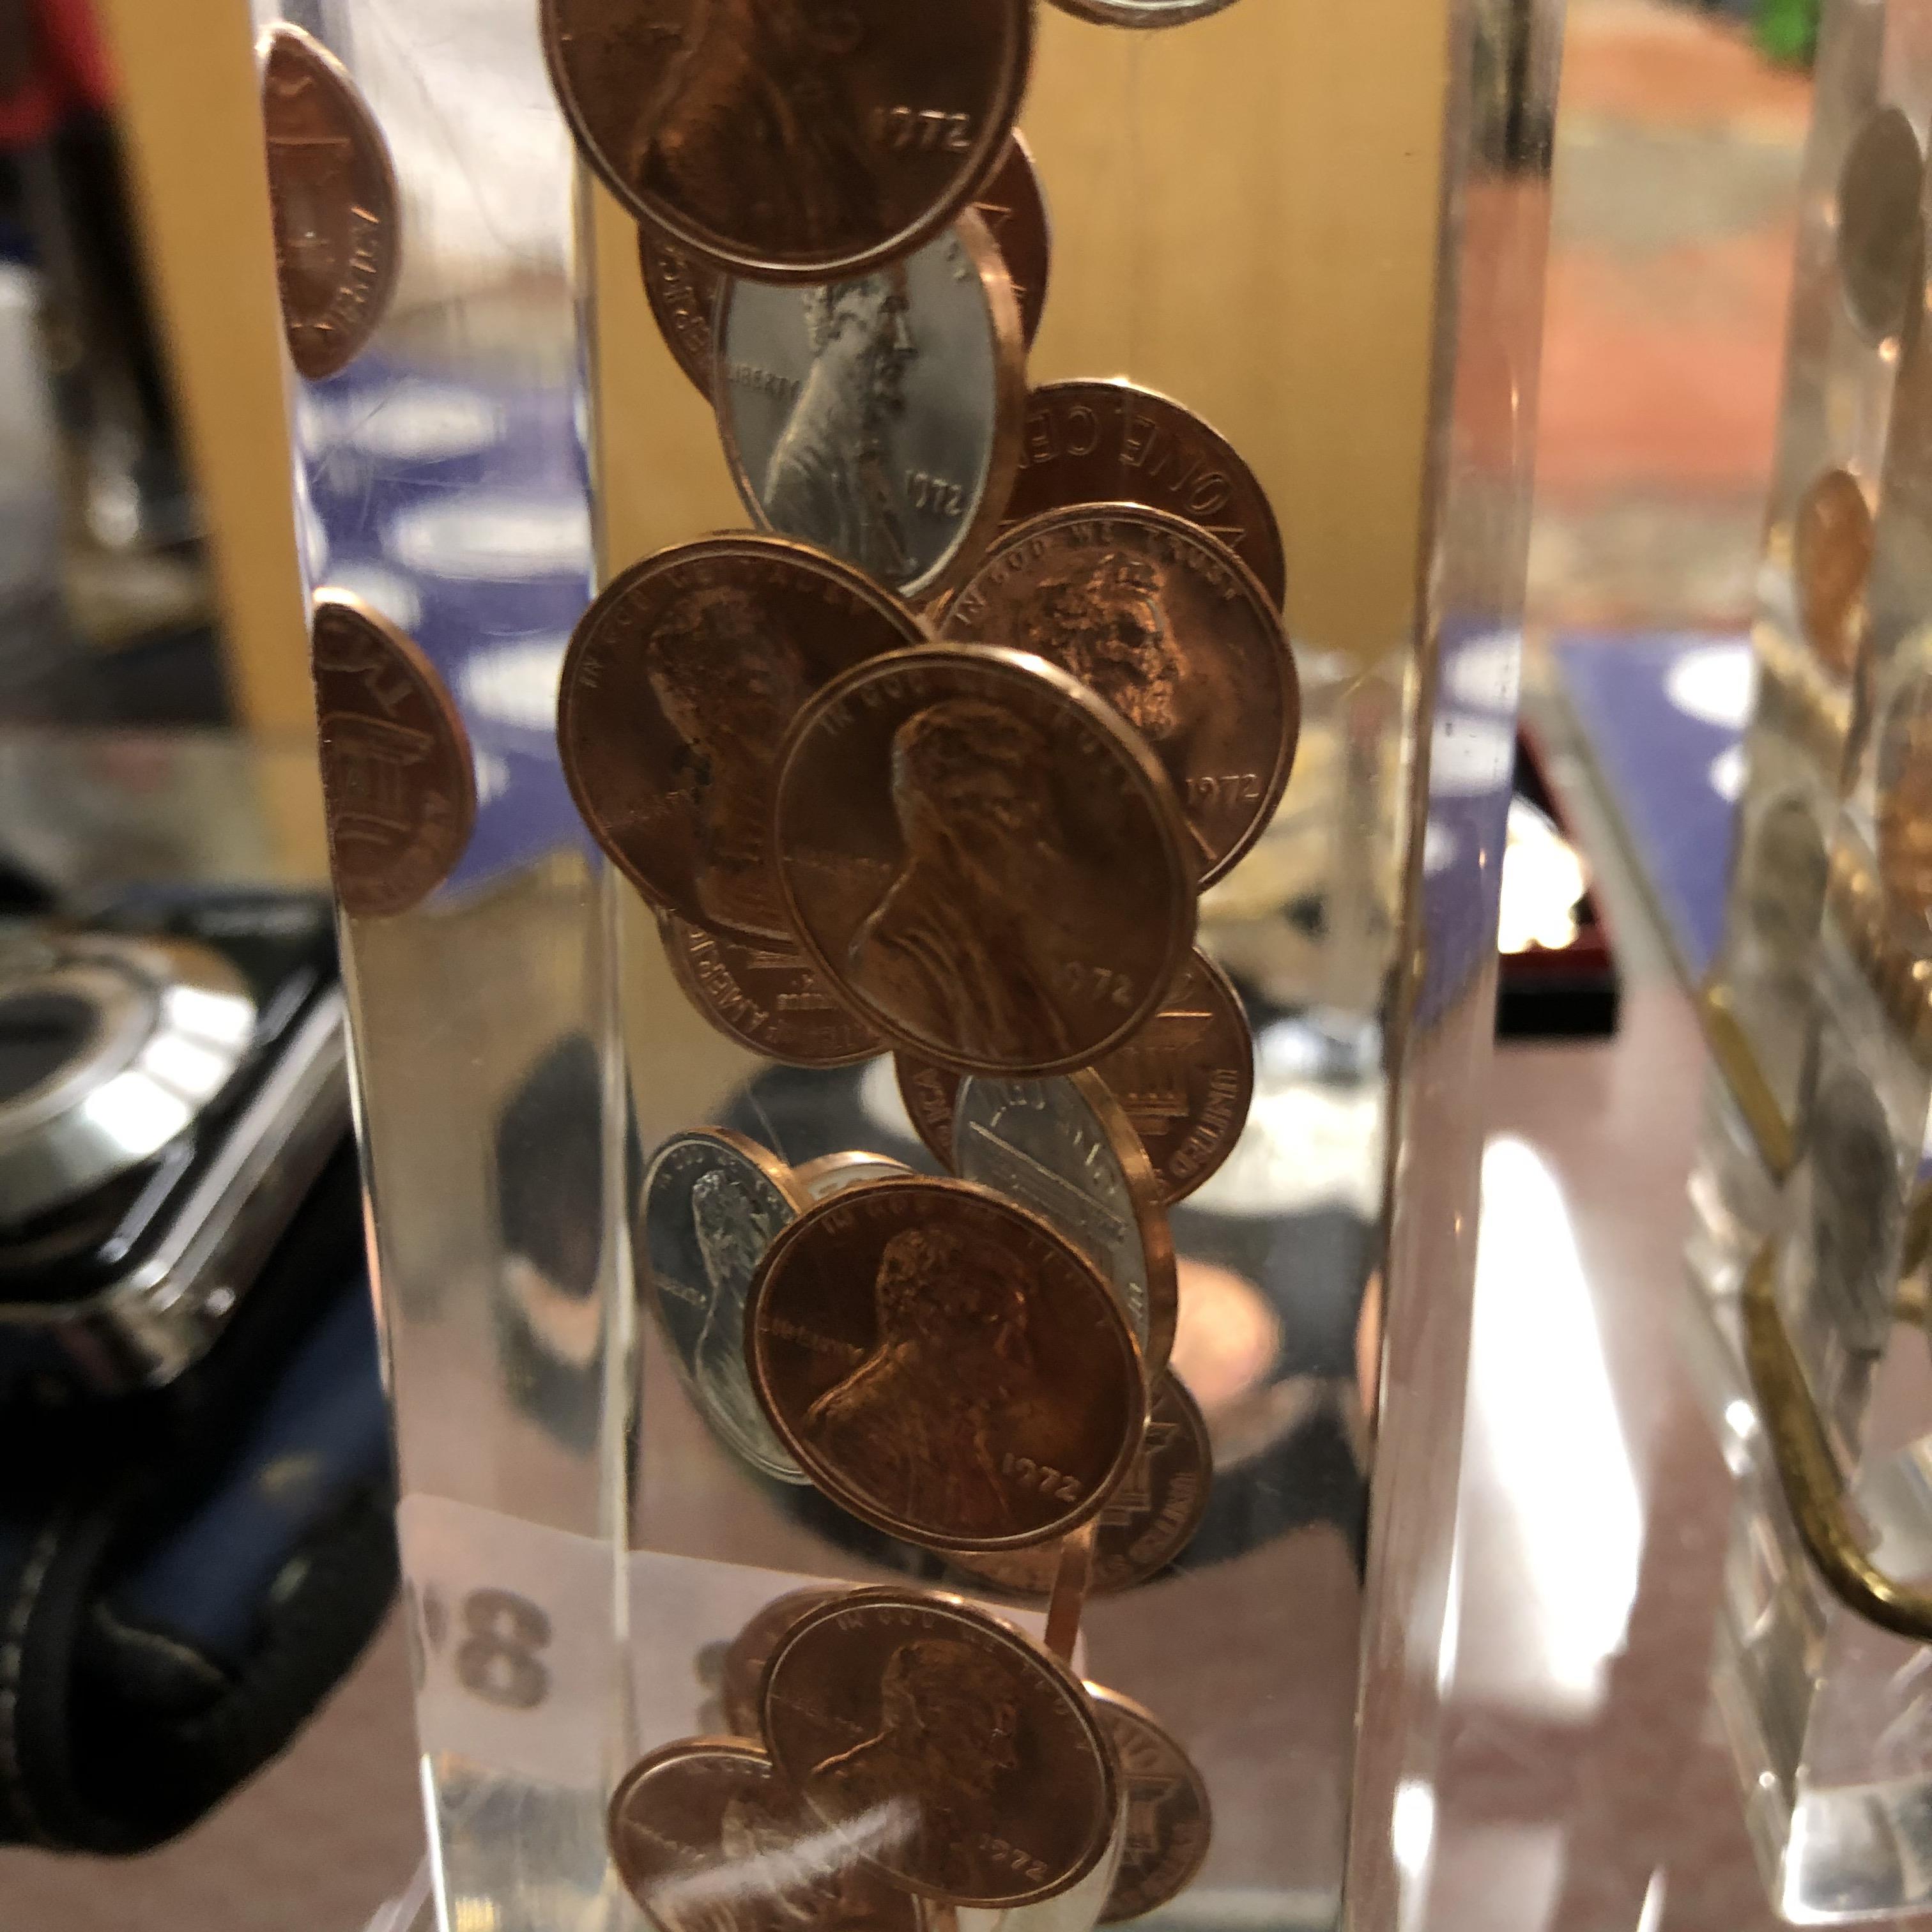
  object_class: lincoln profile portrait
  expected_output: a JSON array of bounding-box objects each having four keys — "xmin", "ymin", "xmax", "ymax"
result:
[
  {"xmin": 806, "ymin": 1637, "xmax": 1023, "ymax": 1886},
  {"xmin": 1011, "ymin": 552, "xmax": 1183, "ymax": 746},
  {"xmin": 645, "ymin": 586, "xmax": 810, "ymax": 939},
  {"xmin": 847, "ymin": 700, "xmax": 1084, "ymax": 1065},
  {"xmin": 765, "ymin": 271, "xmax": 918, "ymax": 586},
  {"xmin": 623, "ymin": 0, "xmax": 880, "ymax": 257},
  {"xmin": 804, "ymin": 1225, "xmax": 1043, "ymax": 1538}
]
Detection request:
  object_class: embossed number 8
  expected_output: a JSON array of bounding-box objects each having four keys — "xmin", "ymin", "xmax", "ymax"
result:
[{"xmin": 456, "ymin": 1587, "xmax": 552, "ymax": 1710}]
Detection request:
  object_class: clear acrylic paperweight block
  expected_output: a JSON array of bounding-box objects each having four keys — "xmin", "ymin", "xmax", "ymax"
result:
[{"xmin": 246, "ymin": 1, "xmax": 1561, "ymax": 1928}]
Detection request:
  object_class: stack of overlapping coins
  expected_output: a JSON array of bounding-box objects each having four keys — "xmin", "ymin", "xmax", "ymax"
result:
[{"xmin": 539, "ymin": 1, "xmax": 1284, "ymax": 1925}]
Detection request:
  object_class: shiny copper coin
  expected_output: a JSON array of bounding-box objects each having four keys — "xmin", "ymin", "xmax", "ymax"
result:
[
  {"xmin": 541, "ymin": 0, "xmax": 1033, "ymax": 282},
  {"xmin": 897, "ymin": 947, "xmax": 1252, "ymax": 1204},
  {"xmin": 793, "ymin": 1152, "xmax": 916, "ymax": 1203},
  {"xmin": 944, "ymin": 1372, "xmax": 1210, "ymax": 1600},
  {"xmin": 558, "ymin": 537, "xmax": 929, "ymax": 944},
  {"xmin": 976, "ymin": 134, "xmax": 1051, "ymax": 348},
  {"xmin": 643, "ymin": 134, "xmax": 1050, "ymax": 399},
  {"xmin": 941, "ymin": 506, "xmax": 1297, "ymax": 886},
  {"xmin": 747, "ymin": 1177, "xmax": 1146, "ymax": 1553},
  {"xmin": 1002, "ymin": 382, "xmax": 1284, "ymax": 608},
  {"xmin": 761, "ymin": 1586, "xmax": 1118, "ymax": 1906},
  {"xmin": 639, "ymin": 231, "xmax": 727, "ymax": 397},
  {"xmin": 310, "ymin": 592, "xmax": 475, "ymax": 918},
  {"xmin": 1793, "ymin": 468, "xmax": 1874, "ymax": 677},
  {"xmin": 1084, "ymin": 1688, "xmax": 1213, "ymax": 1922},
  {"xmin": 660, "ymin": 913, "xmax": 880, "ymax": 1069},
  {"xmin": 259, "ymin": 27, "xmax": 400, "ymax": 381},
  {"xmin": 721, "ymin": 1588, "xmax": 846, "ymax": 1738},
  {"xmin": 1877, "ymin": 672, "xmax": 1932, "ymax": 926},
  {"xmin": 773, "ymin": 644, "xmax": 1195, "ymax": 1078},
  {"xmin": 607, "ymin": 1736, "xmax": 920, "ymax": 1932}
]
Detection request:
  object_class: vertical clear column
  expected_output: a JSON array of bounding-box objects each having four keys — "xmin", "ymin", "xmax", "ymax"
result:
[{"xmin": 249, "ymin": 3, "xmax": 632, "ymax": 1925}]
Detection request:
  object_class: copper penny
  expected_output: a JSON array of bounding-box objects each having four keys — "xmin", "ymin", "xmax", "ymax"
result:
[
  {"xmin": 641, "ymin": 133, "xmax": 1051, "ymax": 399},
  {"xmin": 773, "ymin": 644, "xmax": 1195, "ymax": 1078},
  {"xmin": 310, "ymin": 592, "xmax": 474, "ymax": 918},
  {"xmin": 898, "ymin": 947, "xmax": 1253, "ymax": 1203},
  {"xmin": 720, "ymin": 1587, "xmax": 847, "ymax": 1738},
  {"xmin": 793, "ymin": 1152, "xmax": 916, "ymax": 1202},
  {"xmin": 952, "ymin": 1068, "xmax": 1178, "ymax": 1375},
  {"xmin": 1793, "ymin": 468, "xmax": 1874, "ymax": 677},
  {"xmin": 660, "ymin": 913, "xmax": 880, "ymax": 1069},
  {"xmin": 607, "ymin": 1736, "xmax": 919, "ymax": 1932},
  {"xmin": 639, "ymin": 231, "xmax": 728, "ymax": 397},
  {"xmin": 1001, "ymin": 382, "xmax": 1284, "ymax": 608},
  {"xmin": 940, "ymin": 505, "xmax": 1297, "ymax": 885},
  {"xmin": 760, "ymin": 1586, "xmax": 1117, "ymax": 1906},
  {"xmin": 747, "ymin": 1176, "xmax": 1145, "ymax": 1553},
  {"xmin": 716, "ymin": 212, "xmax": 1025, "ymax": 603},
  {"xmin": 259, "ymin": 27, "xmax": 400, "ymax": 381},
  {"xmin": 1837, "ymin": 107, "xmax": 1924, "ymax": 346},
  {"xmin": 1877, "ymin": 672, "xmax": 1932, "ymax": 930},
  {"xmin": 1084, "ymin": 1688, "xmax": 1213, "ymax": 1923},
  {"xmin": 944, "ymin": 1372, "xmax": 1210, "ymax": 1600},
  {"xmin": 541, "ymin": 0, "xmax": 1033, "ymax": 282},
  {"xmin": 558, "ymin": 536, "xmax": 929, "ymax": 944},
  {"xmin": 976, "ymin": 133, "xmax": 1050, "ymax": 348}
]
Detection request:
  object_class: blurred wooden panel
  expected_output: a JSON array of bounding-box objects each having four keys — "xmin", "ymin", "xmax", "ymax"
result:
[
  {"xmin": 96, "ymin": 0, "xmax": 312, "ymax": 739},
  {"xmin": 592, "ymin": 1, "xmax": 1452, "ymax": 667}
]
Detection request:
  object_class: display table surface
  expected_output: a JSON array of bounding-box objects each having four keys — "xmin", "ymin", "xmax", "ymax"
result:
[{"xmin": 0, "ymin": 677, "xmax": 1822, "ymax": 1932}]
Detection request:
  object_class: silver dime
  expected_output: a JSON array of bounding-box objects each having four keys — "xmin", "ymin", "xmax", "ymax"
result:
[
  {"xmin": 641, "ymin": 1129, "xmax": 808, "ymax": 1483},
  {"xmin": 792, "ymin": 1150, "xmax": 915, "ymax": 1203},
  {"xmin": 715, "ymin": 211, "xmax": 1024, "ymax": 602},
  {"xmin": 953, "ymin": 1070, "xmax": 1175, "ymax": 1376}
]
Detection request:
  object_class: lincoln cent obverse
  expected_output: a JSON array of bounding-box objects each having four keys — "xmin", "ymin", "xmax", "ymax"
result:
[
  {"xmin": 944, "ymin": 1370, "xmax": 1211, "ymax": 1600},
  {"xmin": 942, "ymin": 505, "xmax": 1298, "ymax": 887},
  {"xmin": 310, "ymin": 592, "xmax": 474, "ymax": 918},
  {"xmin": 259, "ymin": 26, "xmax": 400, "ymax": 380},
  {"xmin": 760, "ymin": 1586, "xmax": 1117, "ymax": 1907},
  {"xmin": 747, "ymin": 1176, "xmax": 1145, "ymax": 1553},
  {"xmin": 542, "ymin": 0, "xmax": 1033, "ymax": 282},
  {"xmin": 557, "ymin": 536, "xmax": 929, "ymax": 944},
  {"xmin": 772, "ymin": 644, "xmax": 1195, "ymax": 1078},
  {"xmin": 607, "ymin": 1736, "xmax": 919, "ymax": 1932}
]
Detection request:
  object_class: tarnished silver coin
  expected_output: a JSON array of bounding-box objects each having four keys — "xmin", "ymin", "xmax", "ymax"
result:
[
  {"xmin": 716, "ymin": 211, "xmax": 1024, "ymax": 602},
  {"xmin": 953, "ymin": 1069, "xmax": 1177, "ymax": 1376},
  {"xmin": 641, "ymin": 1129, "xmax": 809, "ymax": 1484},
  {"xmin": 792, "ymin": 1151, "xmax": 915, "ymax": 1202}
]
